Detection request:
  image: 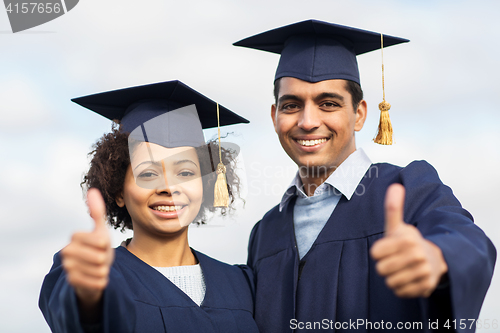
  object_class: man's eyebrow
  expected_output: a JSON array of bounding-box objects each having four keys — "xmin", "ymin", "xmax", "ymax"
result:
[
  {"xmin": 315, "ymin": 92, "xmax": 344, "ymax": 102},
  {"xmin": 278, "ymin": 94, "xmax": 302, "ymax": 106}
]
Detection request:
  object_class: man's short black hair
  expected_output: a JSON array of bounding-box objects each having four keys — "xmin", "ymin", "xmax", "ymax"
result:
[{"xmin": 273, "ymin": 78, "xmax": 364, "ymax": 111}]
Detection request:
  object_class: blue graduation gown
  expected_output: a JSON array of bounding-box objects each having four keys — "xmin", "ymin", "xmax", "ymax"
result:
[
  {"xmin": 248, "ymin": 161, "xmax": 496, "ymax": 332},
  {"xmin": 39, "ymin": 246, "xmax": 259, "ymax": 333}
]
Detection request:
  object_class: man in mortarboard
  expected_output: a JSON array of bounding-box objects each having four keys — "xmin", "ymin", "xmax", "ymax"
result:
[{"xmin": 235, "ymin": 20, "xmax": 496, "ymax": 332}]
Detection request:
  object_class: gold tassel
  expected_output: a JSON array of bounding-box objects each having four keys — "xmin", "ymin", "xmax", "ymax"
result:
[
  {"xmin": 213, "ymin": 103, "xmax": 229, "ymax": 207},
  {"xmin": 374, "ymin": 101, "xmax": 393, "ymax": 145},
  {"xmin": 214, "ymin": 163, "xmax": 229, "ymax": 207},
  {"xmin": 373, "ymin": 33, "xmax": 394, "ymax": 145}
]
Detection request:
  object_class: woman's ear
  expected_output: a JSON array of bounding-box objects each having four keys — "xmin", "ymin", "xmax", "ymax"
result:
[{"xmin": 115, "ymin": 191, "xmax": 125, "ymax": 208}]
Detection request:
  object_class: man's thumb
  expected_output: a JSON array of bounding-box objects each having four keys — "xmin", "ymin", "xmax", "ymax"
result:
[
  {"xmin": 87, "ymin": 188, "xmax": 107, "ymax": 233},
  {"xmin": 384, "ymin": 183, "xmax": 405, "ymax": 235}
]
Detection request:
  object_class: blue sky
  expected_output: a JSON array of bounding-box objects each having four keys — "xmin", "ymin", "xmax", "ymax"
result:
[{"xmin": 1, "ymin": 0, "xmax": 499, "ymax": 331}]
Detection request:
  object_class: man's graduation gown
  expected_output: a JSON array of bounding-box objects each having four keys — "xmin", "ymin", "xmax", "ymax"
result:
[
  {"xmin": 39, "ymin": 246, "xmax": 259, "ymax": 333},
  {"xmin": 248, "ymin": 161, "xmax": 496, "ymax": 332}
]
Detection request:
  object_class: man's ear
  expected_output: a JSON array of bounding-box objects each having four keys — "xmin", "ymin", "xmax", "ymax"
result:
[
  {"xmin": 271, "ymin": 104, "xmax": 278, "ymax": 133},
  {"xmin": 354, "ymin": 100, "xmax": 367, "ymax": 132},
  {"xmin": 115, "ymin": 191, "xmax": 125, "ymax": 208}
]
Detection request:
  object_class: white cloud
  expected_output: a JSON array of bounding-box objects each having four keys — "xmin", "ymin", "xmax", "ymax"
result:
[{"xmin": 0, "ymin": 76, "xmax": 53, "ymax": 131}]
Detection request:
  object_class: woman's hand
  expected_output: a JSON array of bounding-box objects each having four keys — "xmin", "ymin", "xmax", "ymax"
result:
[{"xmin": 60, "ymin": 188, "xmax": 114, "ymax": 320}]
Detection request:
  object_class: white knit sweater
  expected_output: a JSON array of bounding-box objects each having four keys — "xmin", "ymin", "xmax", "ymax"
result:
[{"xmin": 153, "ymin": 264, "xmax": 206, "ymax": 306}]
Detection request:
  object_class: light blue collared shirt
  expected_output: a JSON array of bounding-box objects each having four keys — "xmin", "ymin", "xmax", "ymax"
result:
[{"xmin": 279, "ymin": 148, "xmax": 372, "ymax": 259}]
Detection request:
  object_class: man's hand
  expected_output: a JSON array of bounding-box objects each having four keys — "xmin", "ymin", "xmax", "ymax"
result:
[
  {"xmin": 370, "ymin": 184, "xmax": 448, "ymax": 298},
  {"xmin": 61, "ymin": 188, "xmax": 114, "ymax": 311}
]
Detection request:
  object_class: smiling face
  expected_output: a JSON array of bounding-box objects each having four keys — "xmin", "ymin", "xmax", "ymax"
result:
[
  {"xmin": 115, "ymin": 143, "xmax": 203, "ymax": 238},
  {"xmin": 271, "ymin": 77, "xmax": 367, "ymax": 178}
]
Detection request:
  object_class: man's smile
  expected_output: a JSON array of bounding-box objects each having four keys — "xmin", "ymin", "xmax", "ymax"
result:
[{"xmin": 295, "ymin": 137, "xmax": 329, "ymax": 147}]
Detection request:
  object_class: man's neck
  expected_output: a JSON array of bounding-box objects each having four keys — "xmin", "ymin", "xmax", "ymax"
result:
[
  {"xmin": 299, "ymin": 169, "xmax": 335, "ymax": 196},
  {"xmin": 298, "ymin": 149, "xmax": 357, "ymax": 196}
]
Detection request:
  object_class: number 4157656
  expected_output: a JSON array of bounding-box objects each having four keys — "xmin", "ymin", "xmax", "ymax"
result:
[{"xmin": 5, "ymin": 2, "xmax": 62, "ymax": 14}]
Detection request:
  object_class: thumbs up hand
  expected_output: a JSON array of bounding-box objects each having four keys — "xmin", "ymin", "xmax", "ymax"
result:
[
  {"xmin": 370, "ymin": 184, "xmax": 448, "ymax": 298},
  {"xmin": 61, "ymin": 188, "xmax": 114, "ymax": 311}
]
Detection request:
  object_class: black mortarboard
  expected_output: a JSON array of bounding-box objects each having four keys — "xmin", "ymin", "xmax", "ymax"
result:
[
  {"xmin": 72, "ymin": 80, "xmax": 249, "ymax": 136},
  {"xmin": 233, "ymin": 19, "xmax": 409, "ymax": 84}
]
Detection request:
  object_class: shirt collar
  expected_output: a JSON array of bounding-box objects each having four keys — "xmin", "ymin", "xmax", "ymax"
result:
[{"xmin": 279, "ymin": 148, "xmax": 372, "ymax": 211}]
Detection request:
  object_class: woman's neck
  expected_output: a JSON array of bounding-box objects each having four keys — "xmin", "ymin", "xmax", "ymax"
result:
[{"xmin": 126, "ymin": 229, "xmax": 197, "ymax": 267}]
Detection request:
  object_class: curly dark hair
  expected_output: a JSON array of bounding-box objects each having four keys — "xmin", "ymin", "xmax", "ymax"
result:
[{"xmin": 81, "ymin": 123, "xmax": 241, "ymax": 231}]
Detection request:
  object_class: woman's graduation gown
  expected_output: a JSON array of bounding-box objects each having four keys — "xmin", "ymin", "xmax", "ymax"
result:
[
  {"xmin": 248, "ymin": 161, "xmax": 496, "ymax": 332},
  {"xmin": 39, "ymin": 246, "xmax": 259, "ymax": 333}
]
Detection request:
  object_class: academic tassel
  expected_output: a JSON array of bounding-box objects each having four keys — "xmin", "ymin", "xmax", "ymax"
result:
[
  {"xmin": 373, "ymin": 33, "xmax": 394, "ymax": 145},
  {"xmin": 213, "ymin": 103, "xmax": 229, "ymax": 207}
]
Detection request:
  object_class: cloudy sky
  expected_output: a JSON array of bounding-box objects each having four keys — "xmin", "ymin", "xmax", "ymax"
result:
[{"xmin": 1, "ymin": 0, "xmax": 499, "ymax": 332}]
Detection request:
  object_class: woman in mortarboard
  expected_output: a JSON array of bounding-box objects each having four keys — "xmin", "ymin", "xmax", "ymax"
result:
[{"xmin": 38, "ymin": 81, "xmax": 259, "ymax": 333}]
